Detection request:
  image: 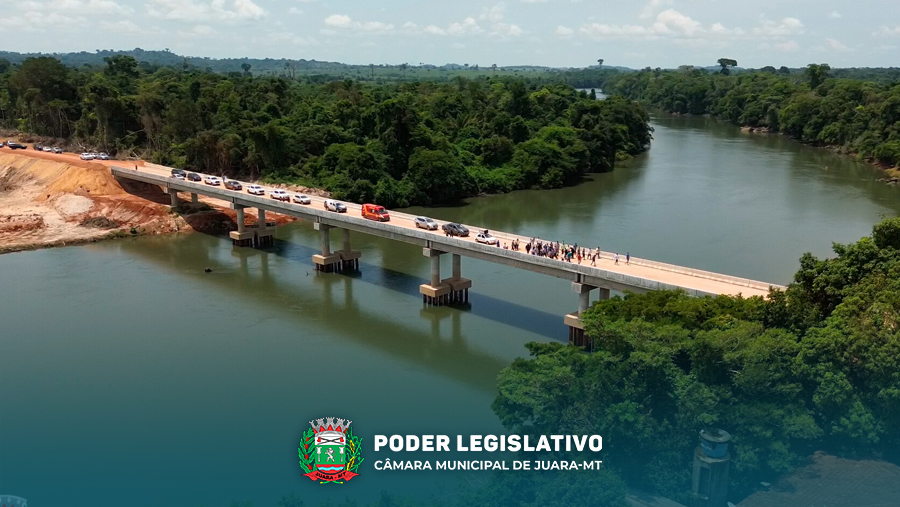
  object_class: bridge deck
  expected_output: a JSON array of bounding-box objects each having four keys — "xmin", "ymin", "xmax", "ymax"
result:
[{"xmin": 111, "ymin": 166, "xmax": 783, "ymax": 298}]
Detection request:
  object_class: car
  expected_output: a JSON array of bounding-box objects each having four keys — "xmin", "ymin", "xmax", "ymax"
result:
[
  {"xmin": 475, "ymin": 231, "xmax": 499, "ymax": 245},
  {"xmin": 442, "ymin": 223, "xmax": 469, "ymax": 237},
  {"xmin": 204, "ymin": 176, "xmax": 222, "ymax": 186},
  {"xmin": 270, "ymin": 189, "xmax": 290, "ymax": 201},
  {"xmin": 97, "ymin": 152, "xmax": 110, "ymax": 160},
  {"xmin": 224, "ymin": 180, "xmax": 242, "ymax": 191},
  {"xmin": 52, "ymin": 147, "xmax": 62, "ymax": 154},
  {"xmin": 246, "ymin": 184, "xmax": 265, "ymax": 195},
  {"xmin": 361, "ymin": 203, "xmax": 390, "ymax": 221},
  {"xmin": 80, "ymin": 152, "xmax": 95, "ymax": 160},
  {"xmin": 414, "ymin": 216, "xmax": 438, "ymax": 230},
  {"xmin": 7, "ymin": 142, "xmax": 26, "ymax": 150},
  {"xmin": 324, "ymin": 199, "xmax": 347, "ymax": 213},
  {"xmin": 292, "ymin": 194, "xmax": 311, "ymax": 204},
  {"xmin": 186, "ymin": 172, "xmax": 202, "ymax": 182},
  {"xmin": 43, "ymin": 146, "xmax": 53, "ymax": 152},
  {"xmin": 171, "ymin": 169, "xmax": 186, "ymax": 179},
  {"xmin": 34, "ymin": 144, "xmax": 43, "ymax": 151}
]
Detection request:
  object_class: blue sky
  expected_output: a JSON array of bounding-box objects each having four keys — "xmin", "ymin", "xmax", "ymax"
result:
[{"xmin": 2, "ymin": 0, "xmax": 898, "ymax": 68}]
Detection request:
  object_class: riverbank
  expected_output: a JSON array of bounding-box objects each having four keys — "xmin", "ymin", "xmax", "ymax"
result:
[
  {"xmin": 0, "ymin": 150, "xmax": 297, "ymax": 254},
  {"xmin": 738, "ymin": 126, "xmax": 900, "ymax": 183}
]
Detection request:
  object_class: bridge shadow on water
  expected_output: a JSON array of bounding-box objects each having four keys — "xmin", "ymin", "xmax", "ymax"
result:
[
  {"xmin": 265, "ymin": 236, "xmax": 568, "ymax": 340},
  {"xmin": 121, "ymin": 232, "xmax": 568, "ymax": 393}
]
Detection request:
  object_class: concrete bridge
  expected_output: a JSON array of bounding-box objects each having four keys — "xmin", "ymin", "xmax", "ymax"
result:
[{"xmin": 111, "ymin": 165, "xmax": 784, "ymax": 345}]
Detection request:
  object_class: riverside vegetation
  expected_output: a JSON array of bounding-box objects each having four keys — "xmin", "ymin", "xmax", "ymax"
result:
[
  {"xmin": 599, "ymin": 64, "xmax": 900, "ymax": 173},
  {"xmin": 0, "ymin": 55, "xmax": 651, "ymax": 207}
]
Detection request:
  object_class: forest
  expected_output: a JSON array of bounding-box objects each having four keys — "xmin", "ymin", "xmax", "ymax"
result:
[
  {"xmin": 494, "ymin": 217, "xmax": 900, "ymax": 503},
  {"xmin": 0, "ymin": 55, "xmax": 651, "ymax": 207},
  {"xmin": 599, "ymin": 65, "xmax": 900, "ymax": 168}
]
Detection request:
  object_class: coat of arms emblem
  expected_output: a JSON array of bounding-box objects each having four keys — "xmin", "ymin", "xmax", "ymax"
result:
[{"xmin": 298, "ymin": 417, "xmax": 363, "ymax": 483}]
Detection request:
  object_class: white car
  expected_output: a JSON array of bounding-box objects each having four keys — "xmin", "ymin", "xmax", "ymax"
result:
[
  {"xmin": 97, "ymin": 152, "xmax": 110, "ymax": 160},
  {"xmin": 270, "ymin": 189, "xmax": 290, "ymax": 201},
  {"xmin": 42, "ymin": 146, "xmax": 53, "ymax": 152},
  {"xmin": 475, "ymin": 232, "xmax": 499, "ymax": 245},
  {"xmin": 414, "ymin": 216, "xmax": 438, "ymax": 230},
  {"xmin": 246, "ymin": 184, "xmax": 265, "ymax": 195},
  {"xmin": 292, "ymin": 194, "xmax": 311, "ymax": 204},
  {"xmin": 204, "ymin": 176, "xmax": 222, "ymax": 186},
  {"xmin": 324, "ymin": 199, "xmax": 347, "ymax": 213},
  {"xmin": 80, "ymin": 153, "xmax": 95, "ymax": 160}
]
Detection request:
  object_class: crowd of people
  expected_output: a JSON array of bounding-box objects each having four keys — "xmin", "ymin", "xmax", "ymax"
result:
[{"xmin": 501, "ymin": 237, "xmax": 631, "ymax": 267}]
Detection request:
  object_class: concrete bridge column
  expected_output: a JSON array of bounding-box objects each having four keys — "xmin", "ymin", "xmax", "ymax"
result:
[
  {"xmin": 229, "ymin": 204, "xmax": 254, "ymax": 247},
  {"xmin": 253, "ymin": 208, "xmax": 274, "ymax": 248},
  {"xmin": 336, "ymin": 228, "xmax": 361, "ymax": 272},
  {"xmin": 442, "ymin": 253, "xmax": 472, "ymax": 304},
  {"xmin": 565, "ymin": 283, "xmax": 609, "ymax": 349},
  {"xmin": 420, "ymin": 248, "xmax": 451, "ymax": 306},
  {"xmin": 191, "ymin": 193, "xmax": 198, "ymax": 204},
  {"xmin": 312, "ymin": 222, "xmax": 340, "ymax": 272},
  {"xmin": 168, "ymin": 189, "xmax": 180, "ymax": 209}
]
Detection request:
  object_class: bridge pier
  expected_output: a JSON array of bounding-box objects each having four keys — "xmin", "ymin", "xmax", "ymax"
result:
[
  {"xmin": 254, "ymin": 208, "xmax": 274, "ymax": 247},
  {"xmin": 441, "ymin": 253, "xmax": 472, "ymax": 304},
  {"xmin": 191, "ymin": 193, "xmax": 198, "ymax": 204},
  {"xmin": 229, "ymin": 204, "xmax": 255, "ymax": 247},
  {"xmin": 420, "ymin": 248, "xmax": 451, "ymax": 306},
  {"xmin": 336, "ymin": 228, "xmax": 361, "ymax": 272},
  {"xmin": 312, "ymin": 223, "xmax": 341, "ymax": 272},
  {"xmin": 168, "ymin": 189, "xmax": 180, "ymax": 209},
  {"xmin": 565, "ymin": 283, "xmax": 609, "ymax": 349}
]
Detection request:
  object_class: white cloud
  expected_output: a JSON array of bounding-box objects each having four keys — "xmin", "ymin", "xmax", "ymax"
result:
[
  {"xmin": 323, "ymin": 14, "xmax": 394, "ymax": 33},
  {"xmin": 640, "ymin": 0, "xmax": 673, "ymax": 20},
  {"xmin": 826, "ymin": 38, "xmax": 849, "ymax": 51},
  {"xmin": 324, "ymin": 14, "xmax": 353, "ymax": 28},
  {"xmin": 424, "ymin": 24, "xmax": 447, "ymax": 35},
  {"xmin": 774, "ymin": 40, "xmax": 800, "ymax": 52},
  {"xmin": 146, "ymin": 0, "xmax": 267, "ymax": 22},
  {"xmin": 520, "ymin": 0, "xmax": 547, "ymax": 3},
  {"xmin": 874, "ymin": 26, "xmax": 900, "ymax": 37},
  {"xmin": 447, "ymin": 17, "xmax": 483, "ymax": 35},
  {"xmin": 829, "ymin": 11, "xmax": 841, "ymax": 19},
  {"xmin": 555, "ymin": 25, "xmax": 574, "ymax": 38},
  {"xmin": 752, "ymin": 16, "xmax": 803, "ymax": 37},
  {"xmin": 288, "ymin": 7, "xmax": 302, "ymax": 14}
]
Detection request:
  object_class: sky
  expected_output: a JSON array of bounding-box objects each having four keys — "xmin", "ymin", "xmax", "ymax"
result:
[{"xmin": 1, "ymin": 0, "xmax": 898, "ymax": 68}]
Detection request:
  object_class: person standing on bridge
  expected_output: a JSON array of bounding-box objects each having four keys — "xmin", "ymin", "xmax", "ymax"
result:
[
  {"xmin": 626, "ymin": 252, "xmax": 630, "ymax": 265},
  {"xmin": 614, "ymin": 253, "xmax": 619, "ymax": 265}
]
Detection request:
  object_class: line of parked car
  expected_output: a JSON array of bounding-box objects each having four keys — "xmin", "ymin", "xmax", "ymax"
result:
[
  {"xmin": 165, "ymin": 167, "xmax": 492, "ymax": 243},
  {"xmin": 80, "ymin": 152, "xmax": 110, "ymax": 160}
]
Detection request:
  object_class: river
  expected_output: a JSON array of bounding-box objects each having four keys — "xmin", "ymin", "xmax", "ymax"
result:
[{"xmin": 2, "ymin": 114, "xmax": 898, "ymax": 507}]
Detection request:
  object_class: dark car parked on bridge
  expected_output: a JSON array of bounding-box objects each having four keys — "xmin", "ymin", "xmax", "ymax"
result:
[
  {"xmin": 171, "ymin": 169, "xmax": 186, "ymax": 179},
  {"xmin": 186, "ymin": 172, "xmax": 202, "ymax": 182},
  {"xmin": 6, "ymin": 141, "xmax": 26, "ymax": 149},
  {"xmin": 224, "ymin": 180, "xmax": 243, "ymax": 191},
  {"xmin": 442, "ymin": 223, "xmax": 469, "ymax": 237}
]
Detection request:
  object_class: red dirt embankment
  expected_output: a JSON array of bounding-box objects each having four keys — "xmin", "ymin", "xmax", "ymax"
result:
[{"xmin": 0, "ymin": 150, "xmax": 294, "ymax": 254}]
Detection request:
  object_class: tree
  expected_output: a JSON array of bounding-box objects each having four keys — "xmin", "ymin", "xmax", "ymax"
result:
[
  {"xmin": 241, "ymin": 63, "xmax": 252, "ymax": 77},
  {"xmin": 406, "ymin": 148, "xmax": 471, "ymax": 204},
  {"xmin": 717, "ymin": 58, "xmax": 738, "ymax": 75},
  {"xmin": 597, "ymin": 59, "xmax": 604, "ymax": 68},
  {"xmin": 805, "ymin": 63, "xmax": 831, "ymax": 89}
]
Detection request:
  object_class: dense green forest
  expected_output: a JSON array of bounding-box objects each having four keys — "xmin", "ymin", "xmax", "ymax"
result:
[
  {"xmin": 600, "ymin": 65, "xmax": 900, "ymax": 168},
  {"xmin": 0, "ymin": 55, "xmax": 651, "ymax": 206},
  {"xmin": 494, "ymin": 217, "xmax": 900, "ymax": 502}
]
